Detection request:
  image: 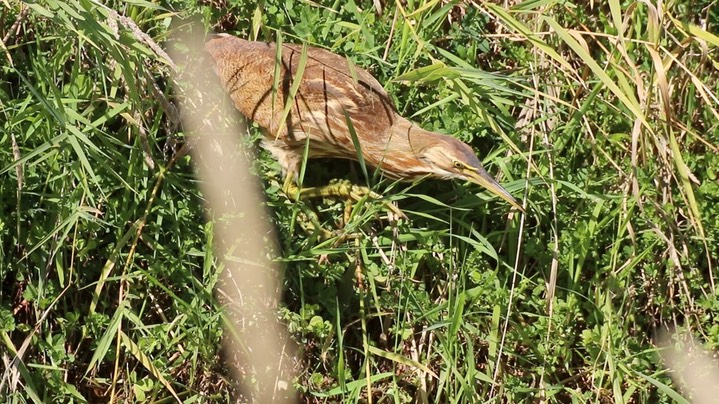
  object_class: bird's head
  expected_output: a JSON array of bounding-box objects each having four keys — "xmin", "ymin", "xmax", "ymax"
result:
[{"xmin": 417, "ymin": 135, "xmax": 524, "ymax": 212}]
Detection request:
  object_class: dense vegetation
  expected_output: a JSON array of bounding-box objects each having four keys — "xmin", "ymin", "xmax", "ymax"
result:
[{"xmin": 1, "ymin": 0, "xmax": 718, "ymax": 402}]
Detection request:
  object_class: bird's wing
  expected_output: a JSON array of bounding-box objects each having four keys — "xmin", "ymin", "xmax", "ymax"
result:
[
  {"xmin": 282, "ymin": 43, "xmax": 392, "ymax": 115},
  {"xmin": 205, "ymin": 36, "xmax": 396, "ymax": 137},
  {"xmin": 280, "ymin": 43, "xmax": 400, "ymax": 153}
]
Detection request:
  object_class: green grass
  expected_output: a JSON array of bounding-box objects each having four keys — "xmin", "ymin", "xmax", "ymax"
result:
[{"xmin": 2, "ymin": 0, "xmax": 718, "ymax": 402}]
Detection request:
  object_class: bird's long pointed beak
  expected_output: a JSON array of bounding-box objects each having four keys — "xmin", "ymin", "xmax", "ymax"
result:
[{"xmin": 466, "ymin": 168, "xmax": 524, "ymax": 213}]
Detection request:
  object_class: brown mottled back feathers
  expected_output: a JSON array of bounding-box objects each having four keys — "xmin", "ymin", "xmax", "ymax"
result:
[{"xmin": 205, "ymin": 36, "xmax": 404, "ymax": 167}]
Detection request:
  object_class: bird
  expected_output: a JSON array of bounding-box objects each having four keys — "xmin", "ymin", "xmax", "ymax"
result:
[{"xmin": 204, "ymin": 34, "xmax": 523, "ymax": 212}]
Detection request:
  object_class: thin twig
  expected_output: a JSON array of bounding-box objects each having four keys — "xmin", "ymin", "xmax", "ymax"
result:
[{"xmin": 2, "ymin": 4, "xmax": 28, "ymax": 45}]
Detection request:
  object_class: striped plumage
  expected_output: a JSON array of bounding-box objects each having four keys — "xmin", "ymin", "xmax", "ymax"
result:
[{"xmin": 205, "ymin": 34, "xmax": 522, "ymax": 211}]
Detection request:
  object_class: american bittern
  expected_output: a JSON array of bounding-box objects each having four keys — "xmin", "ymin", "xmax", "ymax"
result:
[{"xmin": 205, "ymin": 34, "xmax": 523, "ymax": 212}]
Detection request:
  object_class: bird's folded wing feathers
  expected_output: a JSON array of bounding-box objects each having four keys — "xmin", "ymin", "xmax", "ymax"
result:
[{"xmin": 205, "ymin": 36, "xmax": 395, "ymax": 125}]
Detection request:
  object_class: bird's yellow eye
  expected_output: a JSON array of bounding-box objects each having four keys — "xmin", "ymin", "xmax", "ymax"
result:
[{"xmin": 453, "ymin": 161, "xmax": 464, "ymax": 169}]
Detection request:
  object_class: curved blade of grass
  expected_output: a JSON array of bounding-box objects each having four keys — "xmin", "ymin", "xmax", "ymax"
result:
[
  {"xmin": 85, "ymin": 302, "xmax": 125, "ymax": 374},
  {"xmin": 541, "ymin": 16, "xmax": 653, "ymax": 133},
  {"xmin": 310, "ymin": 372, "xmax": 394, "ymax": 397},
  {"xmin": 628, "ymin": 368, "xmax": 689, "ymax": 404},
  {"xmin": 484, "ymin": 3, "xmax": 573, "ymax": 72},
  {"xmin": 0, "ymin": 332, "xmax": 43, "ymax": 403},
  {"xmin": 275, "ymin": 42, "xmax": 308, "ymax": 140},
  {"xmin": 403, "ymin": 193, "xmax": 470, "ymax": 210},
  {"xmin": 667, "ymin": 129, "xmax": 706, "ymax": 237},
  {"xmin": 648, "ymin": 46, "xmax": 706, "ymax": 242},
  {"xmin": 367, "ymin": 345, "xmax": 438, "ymax": 379},
  {"xmin": 88, "ymin": 220, "xmax": 139, "ymax": 315},
  {"xmin": 668, "ymin": 15, "xmax": 719, "ymax": 48},
  {"xmin": 271, "ymin": 30, "xmax": 283, "ymax": 124},
  {"xmin": 394, "ymin": 62, "xmax": 455, "ymax": 83},
  {"xmin": 410, "ymin": 92, "xmax": 460, "ymax": 118},
  {"xmin": 119, "ymin": 330, "xmax": 181, "ymax": 402},
  {"xmin": 342, "ymin": 107, "xmax": 369, "ymax": 187}
]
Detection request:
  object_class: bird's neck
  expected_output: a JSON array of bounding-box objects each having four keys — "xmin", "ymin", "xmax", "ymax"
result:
[{"xmin": 365, "ymin": 118, "xmax": 439, "ymax": 180}]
